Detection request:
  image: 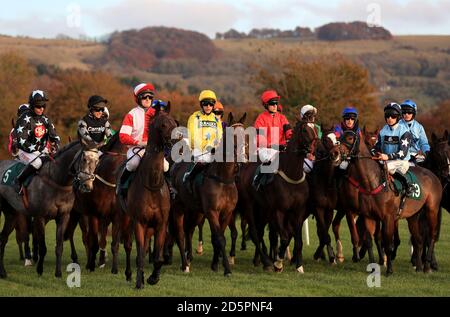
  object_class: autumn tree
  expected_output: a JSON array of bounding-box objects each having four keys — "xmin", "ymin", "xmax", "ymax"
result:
[
  {"xmin": 0, "ymin": 52, "xmax": 36, "ymax": 158},
  {"xmin": 250, "ymin": 53, "xmax": 383, "ymax": 129}
]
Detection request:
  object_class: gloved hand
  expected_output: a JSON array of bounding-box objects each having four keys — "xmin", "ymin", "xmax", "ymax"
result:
[
  {"xmin": 137, "ymin": 141, "xmax": 147, "ymax": 147},
  {"xmin": 50, "ymin": 143, "xmax": 58, "ymax": 155}
]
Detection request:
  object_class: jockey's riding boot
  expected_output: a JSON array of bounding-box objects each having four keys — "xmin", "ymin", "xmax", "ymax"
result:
[
  {"xmin": 117, "ymin": 168, "xmax": 132, "ymax": 196},
  {"xmin": 394, "ymin": 172, "xmax": 414, "ymax": 196},
  {"xmin": 164, "ymin": 173, "xmax": 177, "ymax": 200},
  {"xmin": 183, "ymin": 163, "xmax": 203, "ymax": 193},
  {"xmin": 15, "ymin": 164, "xmax": 37, "ymax": 194}
]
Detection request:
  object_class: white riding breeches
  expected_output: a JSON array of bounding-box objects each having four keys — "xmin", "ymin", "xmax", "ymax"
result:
[
  {"xmin": 126, "ymin": 147, "xmax": 169, "ymax": 172},
  {"xmin": 126, "ymin": 147, "xmax": 145, "ymax": 172},
  {"xmin": 192, "ymin": 148, "xmax": 214, "ymax": 163},
  {"xmin": 257, "ymin": 148, "xmax": 279, "ymax": 163},
  {"xmin": 18, "ymin": 150, "xmax": 43, "ymax": 169},
  {"xmin": 386, "ymin": 160, "xmax": 410, "ymax": 175}
]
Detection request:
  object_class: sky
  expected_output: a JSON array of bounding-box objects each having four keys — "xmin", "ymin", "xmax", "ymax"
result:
[{"xmin": 1, "ymin": 0, "xmax": 450, "ymax": 39}]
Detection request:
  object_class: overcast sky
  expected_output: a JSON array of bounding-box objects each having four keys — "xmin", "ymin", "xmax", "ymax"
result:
[{"xmin": 1, "ymin": 0, "xmax": 450, "ymax": 39}]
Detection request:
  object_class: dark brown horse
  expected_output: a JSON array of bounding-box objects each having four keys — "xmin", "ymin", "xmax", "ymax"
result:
[
  {"xmin": 127, "ymin": 105, "xmax": 178, "ymax": 288},
  {"xmin": 170, "ymin": 113, "xmax": 247, "ymax": 275},
  {"xmin": 68, "ymin": 133, "xmax": 132, "ymax": 277},
  {"xmin": 306, "ymin": 129, "xmax": 342, "ymax": 264},
  {"xmin": 238, "ymin": 121, "xmax": 318, "ymax": 273},
  {"xmin": 338, "ymin": 130, "xmax": 442, "ymax": 274}
]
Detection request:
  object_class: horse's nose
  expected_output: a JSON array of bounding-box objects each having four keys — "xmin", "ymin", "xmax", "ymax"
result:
[{"xmin": 80, "ymin": 183, "xmax": 93, "ymax": 193}]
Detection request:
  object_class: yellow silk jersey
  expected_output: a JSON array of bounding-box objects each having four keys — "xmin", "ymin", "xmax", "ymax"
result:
[{"xmin": 187, "ymin": 110, "xmax": 223, "ymax": 151}]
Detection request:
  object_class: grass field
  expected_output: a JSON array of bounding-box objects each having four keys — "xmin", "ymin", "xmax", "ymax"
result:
[{"xmin": 0, "ymin": 210, "xmax": 448, "ymax": 297}]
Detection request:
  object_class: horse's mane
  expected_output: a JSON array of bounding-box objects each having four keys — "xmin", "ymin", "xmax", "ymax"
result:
[{"xmin": 53, "ymin": 141, "xmax": 80, "ymax": 159}]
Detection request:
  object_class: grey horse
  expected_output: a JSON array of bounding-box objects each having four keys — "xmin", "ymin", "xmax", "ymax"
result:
[{"xmin": 0, "ymin": 141, "xmax": 97, "ymax": 278}]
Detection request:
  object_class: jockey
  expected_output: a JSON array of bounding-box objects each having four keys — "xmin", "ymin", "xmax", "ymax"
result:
[
  {"xmin": 77, "ymin": 95, "xmax": 112, "ymax": 150},
  {"xmin": 9, "ymin": 104, "xmax": 31, "ymax": 156},
  {"xmin": 213, "ymin": 100, "xmax": 227, "ymax": 130},
  {"xmin": 254, "ymin": 90, "xmax": 292, "ymax": 163},
  {"xmin": 13, "ymin": 90, "xmax": 61, "ymax": 193},
  {"xmin": 334, "ymin": 106, "xmax": 361, "ymax": 138},
  {"xmin": 300, "ymin": 105, "xmax": 322, "ymax": 172},
  {"xmin": 373, "ymin": 102, "xmax": 415, "ymax": 196},
  {"xmin": 183, "ymin": 90, "xmax": 223, "ymax": 184},
  {"xmin": 117, "ymin": 83, "xmax": 156, "ymax": 192},
  {"xmin": 400, "ymin": 99, "xmax": 430, "ymax": 164}
]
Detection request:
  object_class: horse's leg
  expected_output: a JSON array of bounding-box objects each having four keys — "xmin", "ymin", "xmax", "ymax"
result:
[
  {"xmin": 228, "ymin": 214, "xmax": 237, "ymax": 265},
  {"xmin": 240, "ymin": 216, "xmax": 247, "ymax": 251},
  {"xmin": 163, "ymin": 230, "xmax": 174, "ymax": 265},
  {"xmin": 332, "ymin": 209, "xmax": 345, "ymax": 262},
  {"xmin": 268, "ymin": 223, "xmax": 278, "ymax": 261},
  {"xmin": 147, "ymin": 220, "xmax": 167, "ymax": 285},
  {"xmin": 407, "ymin": 216, "xmax": 423, "ymax": 272},
  {"xmin": 110, "ymin": 212, "xmax": 120, "ymax": 275},
  {"xmin": 196, "ymin": 216, "xmax": 205, "ymax": 255},
  {"xmin": 24, "ymin": 215, "xmax": 33, "ymax": 265},
  {"xmin": 98, "ymin": 219, "xmax": 109, "ymax": 269},
  {"xmin": 79, "ymin": 215, "xmax": 89, "ymax": 262},
  {"xmin": 423, "ymin": 205, "xmax": 439, "ymax": 274},
  {"xmin": 357, "ymin": 216, "xmax": 368, "ymax": 259},
  {"xmin": 382, "ymin": 216, "xmax": 395, "ymax": 276},
  {"xmin": 122, "ymin": 215, "xmax": 133, "ymax": 282},
  {"xmin": 273, "ymin": 210, "xmax": 288, "ymax": 272},
  {"xmin": 15, "ymin": 213, "xmax": 26, "ymax": 261},
  {"xmin": 363, "ymin": 217, "xmax": 377, "ymax": 265},
  {"xmin": 0, "ymin": 211, "xmax": 17, "ymax": 278},
  {"xmin": 374, "ymin": 221, "xmax": 386, "ymax": 266},
  {"xmin": 87, "ymin": 216, "xmax": 99, "ymax": 272},
  {"xmin": 219, "ymin": 211, "xmax": 233, "ymax": 276},
  {"xmin": 345, "ymin": 211, "xmax": 360, "ymax": 262},
  {"xmin": 64, "ymin": 210, "xmax": 80, "ymax": 264},
  {"xmin": 324, "ymin": 208, "xmax": 336, "ymax": 264},
  {"xmin": 207, "ymin": 211, "xmax": 232, "ymax": 276},
  {"xmin": 294, "ymin": 214, "xmax": 306, "ymax": 273},
  {"xmin": 34, "ymin": 217, "xmax": 47, "ymax": 276},
  {"xmin": 313, "ymin": 208, "xmax": 329, "ymax": 262},
  {"xmin": 55, "ymin": 213, "xmax": 70, "ymax": 278},
  {"xmin": 172, "ymin": 209, "xmax": 189, "ymax": 272},
  {"xmin": 391, "ymin": 220, "xmax": 401, "ymax": 261},
  {"xmin": 134, "ymin": 221, "xmax": 146, "ymax": 289}
]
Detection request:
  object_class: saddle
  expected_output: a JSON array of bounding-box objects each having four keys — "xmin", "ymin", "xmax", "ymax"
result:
[
  {"xmin": 1, "ymin": 162, "xmax": 33, "ymax": 189},
  {"xmin": 252, "ymin": 163, "xmax": 275, "ymax": 191},
  {"xmin": 390, "ymin": 170, "xmax": 422, "ymax": 201}
]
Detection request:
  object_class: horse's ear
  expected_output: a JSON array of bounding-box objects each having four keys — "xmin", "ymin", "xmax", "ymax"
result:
[
  {"xmin": 431, "ymin": 132, "xmax": 437, "ymax": 143},
  {"xmin": 166, "ymin": 101, "xmax": 171, "ymax": 114},
  {"xmin": 227, "ymin": 112, "xmax": 234, "ymax": 126},
  {"xmin": 238, "ymin": 112, "xmax": 247, "ymax": 125}
]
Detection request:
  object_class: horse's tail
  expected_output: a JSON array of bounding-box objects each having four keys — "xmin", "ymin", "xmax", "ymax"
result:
[{"xmin": 435, "ymin": 205, "xmax": 442, "ymax": 242}]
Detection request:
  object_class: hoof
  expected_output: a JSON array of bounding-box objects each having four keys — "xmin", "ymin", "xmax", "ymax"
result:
[
  {"xmin": 55, "ymin": 272, "xmax": 62, "ymax": 278},
  {"xmin": 111, "ymin": 268, "xmax": 118, "ymax": 274},
  {"xmin": 337, "ymin": 256, "xmax": 345, "ymax": 263},
  {"xmin": 196, "ymin": 243, "xmax": 203, "ymax": 255},
  {"xmin": 263, "ymin": 265, "xmax": 273, "ymax": 272},
  {"xmin": 99, "ymin": 264, "xmax": 106, "ymax": 269},
  {"xmin": 423, "ymin": 267, "xmax": 432, "ymax": 274},
  {"xmin": 296, "ymin": 266, "xmax": 304, "ymax": 274},
  {"xmin": 228, "ymin": 256, "xmax": 235, "ymax": 266},
  {"xmin": 147, "ymin": 276, "xmax": 160, "ymax": 285},
  {"xmin": 331, "ymin": 259, "xmax": 337, "ymax": 266},
  {"xmin": 224, "ymin": 272, "xmax": 232, "ymax": 278},
  {"xmin": 211, "ymin": 263, "xmax": 219, "ymax": 272},
  {"xmin": 274, "ymin": 265, "xmax": 283, "ymax": 273},
  {"xmin": 385, "ymin": 270, "xmax": 393, "ymax": 277},
  {"xmin": 24, "ymin": 259, "xmax": 33, "ymax": 267},
  {"xmin": 182, "ymin": 266, "xmax": 190, "ymax": 273},
  {"xmin": 274, "ymin": 259, "xmax": 283, "ymax": 273}
]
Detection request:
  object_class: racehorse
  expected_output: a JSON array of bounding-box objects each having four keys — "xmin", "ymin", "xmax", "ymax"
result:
[
  {"xmin": 305, "ymin": 129, "xmax": 342, "ymax": 264},
  {"xmin": 0, "ymin": 141, "xmax": 97, "ymax": 278},
  {"xmin": 237, "ymin": 121, "xmax": 318, "ymax": 273},
  {"xmin": 126, "ymin": 104, "xmax": 178, "ymax": 288},
  {"xmin": 68, "ymin": 133, "xmax": 132, "ymax": 277},
  {"xmin": 338, "ymin": 130, "xmax": 442, "ymax": 274},
  {"xmin": 170, "ymin": 113, "xmax": 247, "ymax": 276}
]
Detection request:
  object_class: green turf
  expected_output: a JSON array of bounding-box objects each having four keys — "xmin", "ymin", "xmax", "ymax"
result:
[{"xmin": 0, "ymin": 210, "xmax": 448, "ymax": 297}]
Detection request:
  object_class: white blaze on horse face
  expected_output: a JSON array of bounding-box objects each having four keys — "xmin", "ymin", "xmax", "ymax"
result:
[
  {"xmin": 79, "ymin": 150, "xmax": 99, "ymax": 191},
  {"xmin": 327, "ymin": 133, "xmax": 338, "ymax": 146}
]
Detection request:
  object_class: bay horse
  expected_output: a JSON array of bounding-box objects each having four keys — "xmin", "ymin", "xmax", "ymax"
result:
[
  {"xmin": 305, "ymin": 129, "xmax": 342, "ymax": 264},
  {"xmin": 0, "ymin": 141, "xmax": 97, "ymax": 278},
  {"xmin": 68, "ymin": 133, "xmax": 132, "ymax": 277},
  {"xmin": 237, "ymin": 121, "xmax": 318, "ymax": 273},
  {"xmin": 338, "ymin": 130, "xmax": 442, "ymax": 274},
  {"xmin": 170, "ymin": 113, "xmax": 247, "ymax": 275},
  {"xmin": 126, "ymin": 105, "xmax": 178, "ymax": 288}
]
